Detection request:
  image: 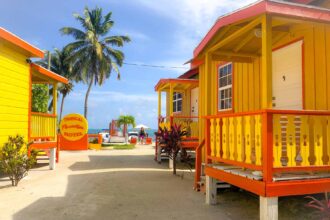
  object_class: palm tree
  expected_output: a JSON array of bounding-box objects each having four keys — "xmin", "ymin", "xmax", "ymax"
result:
[
  {"xmin": 117, "ymin": 115, "xmax": 136, "ymax": 143},
  {"xmin": 36, "ymin": 48, "xmax": 74, "ymax": 121},
  {"xmin": 60, "ymin": 6, "xmax": 130, "ymax": 119}
]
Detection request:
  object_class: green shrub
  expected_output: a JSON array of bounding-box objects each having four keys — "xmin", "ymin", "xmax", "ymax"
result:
[{"xmin": 0, "ymin": 135, "xmax": 35, "ymax": 186}]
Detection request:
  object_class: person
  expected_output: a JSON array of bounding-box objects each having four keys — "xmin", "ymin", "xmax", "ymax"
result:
[{"xmin": 139, "ymin": 127, "xmax": 146, "ymax": 144}]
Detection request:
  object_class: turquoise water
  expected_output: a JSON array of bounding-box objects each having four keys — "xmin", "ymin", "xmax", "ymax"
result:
[{"xmin": 88, "ymin": 128, "xmax": 157, "ymax": 140}]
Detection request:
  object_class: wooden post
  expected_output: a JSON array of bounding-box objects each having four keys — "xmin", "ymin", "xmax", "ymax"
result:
[
  {"xmin": 169, "ymin": 83, "xmax": 174, "ymax": 116},
  {"xmin": 53, "ymin": 83, "xmax": 57, "ymax": 141},
  {"xmin": 262, "ymin": 112, "xmax": 273, "ymax": 183},
  {"xmin": 206, "ymin": 175, "xmax": 217, "ymax": 205},
  {"xmin": 158, "ymin": 91, "xmax": 162, "ymax": 116},
  {"xmin": 261, "ymin": 14, "xmax": 272, "ymax": 109},
  {"xmin": 49, "ymin": 147, "xmax": 56, "ymax": 170},
  {"xmin": 260, "ymin": 196, "xmax": 278, "ymax": 220}
]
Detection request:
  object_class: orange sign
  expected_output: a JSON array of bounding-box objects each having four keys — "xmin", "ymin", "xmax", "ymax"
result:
[{"xmin": 60, "ymin": 113, "xmax": 88, "ymax": 141}]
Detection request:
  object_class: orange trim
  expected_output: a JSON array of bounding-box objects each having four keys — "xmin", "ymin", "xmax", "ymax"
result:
[
  {"xmin": 154, "ymin": 78, "xmax": 199, "ymax": 91},
  {"xmin": 194, "ymin": 139, "xmax": 205, "ymax": 190},
  {"xmin": 0, "ymin": 27, "xmax": 44, "ymax": 58},
  {"xmin": 31, "ymin": 112, "xmax": 57, "ymax": 117},
  {"xmin": 266, "ymin": 179, "xmax": 330, "ymax": 197},
  {"xmin": 262, "ymin": 112, "xmax": 273, "ymax": 183},
  {"xmin": 273, "ymin": 166, "xmax": 330, "ymax": 172},
  {"xmin": 302, "ymin": 41, "xmax": 305, "ymax": 109},
  {"xmin": 29, "ymin": 141, "xmax": 57, "ymax": 150},
  {"xmin": 216, "ymin": 62, "xmax": 234, "ymax": 114},
  {"xmin": 273, "ymin": 38, "xmax": 306, "ymax": 109},
  {"xmin": 31, "ymin": 63, "xmax": 69, "ymax": 84},
  {"xmin": 205, "ymin": 166, "xmax": 266, "ymax": 196},
  {"xmin": 28, "ymin": 66, "xmax": 32, "ymax": 141},
  {"xmin": 208, "ymin": 156, "xmax": 263, "ymax": 171}
]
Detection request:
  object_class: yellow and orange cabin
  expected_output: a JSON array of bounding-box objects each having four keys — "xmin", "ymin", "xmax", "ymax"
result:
[
  {"xmin": 0, "ymin": 27, "xmax": 68, "ymax": 162},
  {"xmin": 156, "ymin": 0, "xmax": 330, "ymax": 218}
]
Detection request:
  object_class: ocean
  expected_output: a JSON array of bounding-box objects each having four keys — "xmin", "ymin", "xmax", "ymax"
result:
[{"xmin": 88, "ymin": 128, "xmax": 157, "ymax": 140}]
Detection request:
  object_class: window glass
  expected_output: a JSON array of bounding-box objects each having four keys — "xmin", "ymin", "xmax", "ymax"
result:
[{"xmin": 218, "ymin": 63, "xmax": 233, "ymax": 111}]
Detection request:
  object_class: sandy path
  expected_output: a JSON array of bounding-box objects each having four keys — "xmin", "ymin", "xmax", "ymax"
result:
[{"xmin": 0, "ymin": 144, "xmax": 231, "ymax": 220}]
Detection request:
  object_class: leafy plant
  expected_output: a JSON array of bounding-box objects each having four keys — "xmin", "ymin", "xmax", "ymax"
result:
[
  {"xmin": 0, "ymin": 135, "xmax": 35, "ymax": 186},
  {"xmin": 60, "ymin": 6, "xmax": 131, "ymax": 119},
  {"xmin": 31, "ymin": 84, "xmax": 49, "ymax": 113},
  {"xmin": 305, "ymin": 192, "xmax": 330, "ymax": 219},
  {"xmin": 155, "ymin": 124, "xmax": 188, "ymax": 175}
]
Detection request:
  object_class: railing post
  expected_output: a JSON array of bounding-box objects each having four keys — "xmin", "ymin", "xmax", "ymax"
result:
[
  {"xmin": 170, "ymin": 116, "xmax": 174, "ymax": 127},
  {"xmin": 205, "ymin": 118, "xmax": 211, "ymax": 165},
  {"xmin": 262, "ymin": 111, "xmax": 273, "ymax": 183}
]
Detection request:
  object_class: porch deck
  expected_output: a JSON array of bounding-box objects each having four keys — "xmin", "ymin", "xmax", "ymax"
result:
[{"xmin": 204, "ymin": 109, "xmax": 330, "ymax": 197}]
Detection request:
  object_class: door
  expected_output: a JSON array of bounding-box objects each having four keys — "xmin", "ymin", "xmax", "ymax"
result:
[
  {"xmin": 191, "ymin": 87, "xmax": 199, "ymax": 118},
  {"xmin": 272, "ymin": 40, "xmax": 303, "ymax": 110}
]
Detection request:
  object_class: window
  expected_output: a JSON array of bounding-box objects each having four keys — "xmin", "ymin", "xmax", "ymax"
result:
[
  {"xmin": 173, "ymin": 92, "xmax": 182, "ymax": 113},
  {"xmin": 218, "ymin": 63, "xmax": 232, "ymax": 111}
]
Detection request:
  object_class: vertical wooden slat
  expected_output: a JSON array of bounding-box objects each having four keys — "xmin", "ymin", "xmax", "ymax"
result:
[
  {"xmin": 313, "ymin": 116, "xmax": 323, "ymax": 166},
  {"xmin": 229, "ymin": 117, "xmax": 235, "ymax": 160},
  {"xmin": 215, "ymin": 118, "xmax": 221, "ymax": 157},
  {"xmin": 245, "ymin": 116, "xmax": 252, "ymax": 164},
  {"xmin": 255, "ymin": 115, "xmax": 262, "ymax": 166},
  {"xmin": 236, "ymin": 116, "xmax": 244, "ymax": 162},
  {"xmin": 222, "ymin": 118, "xmax": 229, "ymax": 159},
  {"xmin": 300, "ymin": 116, "xmax": 310, "ymax": 166},
  {"xmin": 287, "ymin": 115, "xmax": 297, "ymax": 167},
  {"xmin": 210, "ymin": 118, "xmax": 215, "ymax": 157}
]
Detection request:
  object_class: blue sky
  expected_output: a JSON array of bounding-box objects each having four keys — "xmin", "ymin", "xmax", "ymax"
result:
[{"xmin": 1, "ymin": 0, "xmax": 256, "ymax": 129}]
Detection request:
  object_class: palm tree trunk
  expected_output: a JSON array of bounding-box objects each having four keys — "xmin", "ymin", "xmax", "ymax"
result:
[
  {"xmin": 84, "ymin": 77, "xmax": 94, "ymax": 119},
  {"xmin": 59, "ymin": 94, "xmax": 65, "ymax": 122}
]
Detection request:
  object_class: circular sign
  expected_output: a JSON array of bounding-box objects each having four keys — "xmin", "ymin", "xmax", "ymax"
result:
[{"xmin": 60, "ymin": 113, "xmax": 88, "ymax": 141}]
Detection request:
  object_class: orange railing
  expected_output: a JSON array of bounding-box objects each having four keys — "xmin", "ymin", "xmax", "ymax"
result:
[{"xmin": 205, "ymin": 109, "xmax": 330, "ymax": 182}]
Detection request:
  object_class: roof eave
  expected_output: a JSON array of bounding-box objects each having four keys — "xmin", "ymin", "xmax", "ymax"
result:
[
  {"xmin": 0, "ymin": 27, "xmax": 44, "ymax": 58},
  {"xmin": 31, "ymin": 63, "xmax": 69, "ymax": 84}
]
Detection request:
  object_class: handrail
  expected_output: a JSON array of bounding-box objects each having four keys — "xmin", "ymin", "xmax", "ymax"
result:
[
  {"xmin": 194, "ymin": 139, "xmax": 205, "ymax": 190},
  {"xmin": 204, "ymin": 109, "xmax": 330, "ymax": 119},
  {"xmin": 31, "ymin": 112, "xmax": 57, "ymax": 117}
]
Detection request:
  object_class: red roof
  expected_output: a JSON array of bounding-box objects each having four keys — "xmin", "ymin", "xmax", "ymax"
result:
[
  {"xmin": 178, "ymin": 67, "xmax": 199, "ymax": 79},
  {"xmin": 194, "ymin": 0, "xmax": 330, "ymax": 57}
]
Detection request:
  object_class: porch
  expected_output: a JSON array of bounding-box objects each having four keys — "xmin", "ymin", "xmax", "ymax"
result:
[
  {"xmin": 154, "ymin": 78, "xmax": 200, "ymax": 163},
  {"xmin": 28, "ymin": 63, "xmax": 68, "ymax": 167}
]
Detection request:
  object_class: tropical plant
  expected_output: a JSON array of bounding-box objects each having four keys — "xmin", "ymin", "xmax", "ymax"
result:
[
  {"xmin": 117, "ymin": 115, "xmax": 136, "ymax": 143},
  {"xmin": 155, "ymin": 124, "xmax": 188, "ymax": 175},
  {"xmin": 0, "ymin": 135, "xmax": 36, "ymax": 186},
  {"xmin": 305, "ymin": 193, "xmax": 330, "ymax": 219},
  {"xmin": 60, "ymin": 6, "xmax": 130, "ymax": 119},
  {"xmin": 36, "ymin": 48, "xmax": 74, "ymax": 121},
  {"xmin": 31, "ymin": 84, "xmax": 49, "ymax": 113}
]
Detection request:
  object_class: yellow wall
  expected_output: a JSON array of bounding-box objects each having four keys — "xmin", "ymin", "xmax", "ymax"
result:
[
  {"xmin": 0, "ymin": 42, "xmax": 30, "ymax": 146},
  {"xmin": 200, "ymin": 21, "xmax": 330, "ymax": 118},
  {"xmin": 165, "ymin": 88, "xmax": 192, "ymax": 117}
]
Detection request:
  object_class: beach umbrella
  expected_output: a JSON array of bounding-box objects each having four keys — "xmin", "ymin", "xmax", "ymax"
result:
[{"xmin": 134, "ymin": 124, "xmax": 150, "ymax": 129}]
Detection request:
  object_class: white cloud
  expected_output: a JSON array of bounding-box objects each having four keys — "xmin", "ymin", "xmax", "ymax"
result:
[
  {"xmin": 69, "ymin": 90, "xmax": 157, "ymax": 103},
  {"xmin": 115, "ymin": 28, "xmax": 150, "ymax": 41},
  {"xmin": 136, "ymin": 0, "xmax": 258, "ymax": 58}
]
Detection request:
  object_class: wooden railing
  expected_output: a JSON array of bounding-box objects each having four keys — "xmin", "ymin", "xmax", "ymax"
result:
[
  {"xmin": 30, "ymin": 112, "xmax": 57, "ymax": 140},
  {"xmin": 205, "ymin": 110, "xmax": 330, "ymax": 179}
]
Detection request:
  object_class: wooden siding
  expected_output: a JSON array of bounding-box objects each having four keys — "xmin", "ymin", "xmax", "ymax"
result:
[{"xmin": 0, "ymin": 43, "xmax": 29, "ymax": 145}]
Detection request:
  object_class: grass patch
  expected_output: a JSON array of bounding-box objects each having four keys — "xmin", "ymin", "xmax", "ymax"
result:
[{"xmin": 101, "ymin": 144, "xmax": 135, "ymax": 150}]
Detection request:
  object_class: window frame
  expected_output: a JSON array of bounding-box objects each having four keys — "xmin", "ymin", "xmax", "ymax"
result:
[
  {"xmin": 217, "ymin": 62, "xmax": 233, "ymax": 112},
  {"xmin": 173, "ymin": 92, "xmax": 183, "ymax": 113}
]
